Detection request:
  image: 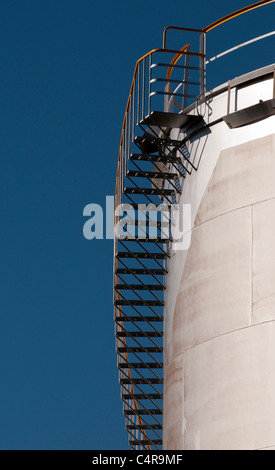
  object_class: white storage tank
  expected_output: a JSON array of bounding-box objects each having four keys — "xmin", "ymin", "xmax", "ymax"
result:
[{"xmin": 164, "ymin": 64, "xmax": 275, "ymax": 450}]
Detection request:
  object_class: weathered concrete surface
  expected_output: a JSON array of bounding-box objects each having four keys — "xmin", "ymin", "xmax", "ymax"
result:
[
  {"xmin": 163, "ymin": 354, "xmax": 185, "ymax": 450},
  {"xmin": 167, "ymin": 207, "xmax": 252, "ymax": 361},
  {"xmin": 164, "ymin": 131, "xmax": 275, "ymax": 450},
  {"xmin": 195, "ymin": 134, "xmax": 275, "ymax": 227},
  {"xmin": 184, "ymin": 322, "xmax": 275, "ymax": 450},
  {"xmin": 253, "ymin": 198, "xmax": 275, "ymax": 325}
]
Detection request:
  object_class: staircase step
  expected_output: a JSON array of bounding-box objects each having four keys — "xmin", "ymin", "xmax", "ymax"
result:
[
  {"xmin": 117, "ymin": 347, "xmax": 163, "ymax": 353},
  {"xmin": 134, "ymin": 135, "xmax": 159, "ymax": 154},
  {"xmin": 119, "ymin": 362, "xmax": 163, "ymax": 369},
  {"xmin": 135, "ymin": 134, "xmax": 180, "ymax": 147},
  {"xmin": 127, "ymin": 170, "xmax": 178, "ymax": 180},
  {"xmin": 122, "ymin": 200, "xmax": 172, "ymax": 211},
  {"xmin": 115, "ymin": 299, "xmax": 164, "ymax": 307},
  {"xmin": 141, "ymin": 110, "xmax": 202, "ymax": 129},
  {"xmin": 117, "ymin": 331, "xmax": 162, "ymax": 338},
  {"xmin": 123, "ymin": 393, "xmax": 163, "ymax": 400},
  {"xmin": 118, "ymin": 235, "xmax": 170, "ymax": 242},
  {"xmin": 116, "ymin": 268, "xmax": 167, "ymax": 275},
  {"xmin": 116, "ymin": 252, "xmax": 168, "ymax": 260},
  {"xmin": 116, "ymin": 316, "xmax": 163, "ymax": 322},
  {"xmin": 130, "ymin": 153, "xmax": 181, "ymax": 164},
  {"xmin": 124, "ymin": 187, "xmax": 175, "ymax": 196},
  {"xmin": 121, "ymin": 377, "xmax": 163, "ymax": 385},
  {"xmin": 127, "ymin": 424, "xmax": 162, "ymax": 430},
  {"xmin": 125, "ymin": 409, "xmax": 162, "ymax": 416},
  {"xmin": 124, "ymin": 220, "xmax": 170, "ymax": 228},
  {"xmin": 130, "ymin": 439, "xmax": 162, "ymax": 446},
  {"xmin": 115, "ymin": 284, "xmax": 166, "ymax": 291}
]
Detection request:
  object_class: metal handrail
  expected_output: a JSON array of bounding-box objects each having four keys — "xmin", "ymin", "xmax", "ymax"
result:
[
  {"xmin": 203, "ymin": 0, "xmax": 275, "ymax": 33},
  {"xmin": 163, "ymin": 26, "xmax": 204, "ymax": 49},
  {"xmin": 115, "ymin": 0, "xmax": 275, "ymax": 218},
  {"xmin": 207, "ymin": 30, "xmax": 275, "ymax": 64},
  {"xmin": 114, "ymin": 0, "xmax": 275, "ymax": 450},
  {"xmin": 114, "ymin": 45, "xmax": 201, "ymax": 450},
  {"xmin": 114, "ymin": 47, "xmax": 203, "ymax": 213}
]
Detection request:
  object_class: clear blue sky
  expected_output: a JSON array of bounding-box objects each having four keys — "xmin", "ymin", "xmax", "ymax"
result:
[{"xmin": 0, "ymin": 0, "xmax": 274, "ymax": 450}]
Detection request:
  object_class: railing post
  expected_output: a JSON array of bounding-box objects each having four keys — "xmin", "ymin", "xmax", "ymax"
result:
[
  {"xmin": 164, "ymin": 82, "xmax": 169, "ymax": 113},
  {"xmin": 200, "ymin": 32, "xmax": 206, "ymax": 96},
  {"xmin": 142, "ymin": 59, "xmax": 146, "ymax": 120},
  {"xmin": 149, "ymin": 54, "xmax": 152, "ymax": 115},
  {"xmin": 137, "ymin": 66, "xmax": 141, "ymax": 124},
  {"xmin": 132, "ymin": 81, "xmax": 135, "ymax": 141},
  {"xmin": 227, "ymin": 82, "xmax": 231, "ymax": 115},
  {"xmin": 183, "ymin": 47, "xmax": 190, "ymax": 109}
]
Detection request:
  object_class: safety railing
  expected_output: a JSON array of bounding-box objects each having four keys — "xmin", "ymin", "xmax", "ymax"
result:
[
  {"xmin": 115, "ymin": 0, "xmax": 275, "ymax": 212},
  {"xmin": 115, "ymin": 44, "xmax": 204, "ymax": 204},
  {"xmin": 202, "ymin": 0, "xmax": 275, "ymax": 33},
  {"xmin": 206, "ymin": 31, "xmax": 275, "ymax": 65},
  {"xmin": 114, "ymin": 30, "xmax": 204, "ymax": 449},
  {"xmin": 114, "ymin": 41, "xmax": 204, "ymax": 261},
  {"xmin": 114, "ymin": 0, "xmax": 275, "ymax": 451}
]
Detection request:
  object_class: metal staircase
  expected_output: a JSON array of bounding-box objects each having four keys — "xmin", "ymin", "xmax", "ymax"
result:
[
  {"xmin": 112, "ymin": 1, "xmax": 275, "ymax": 452},
  {"xmin": 114, "ymin": 29, "xmax": 205, "ymax": 450}
]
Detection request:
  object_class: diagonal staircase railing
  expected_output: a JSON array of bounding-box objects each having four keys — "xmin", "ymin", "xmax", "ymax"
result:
[{"xmin": 114, "ymin": 29, "xmax": 204, "ymax": 450}]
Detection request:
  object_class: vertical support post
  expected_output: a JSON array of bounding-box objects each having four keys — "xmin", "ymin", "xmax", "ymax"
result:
[
  {"xmin": 164, "ymin": 82, "xmax": 169, "ymax": 113},
  {"xmin": 142, "ymin": 59, "xmax": 146, "ymax": 121},
  {"xmin": 183, "ymin": 47, "xmax": 190, "ymax": 110},
  {"xmin": 124, "ymin": 120, "xmax": 127, "ymax": 178},
  {"xmin": 227, "ymin": 83, "xmax": 231, "ymax": 115},
  {"xmin": 127, "ymin": 101, "xmax": 131, "ymax": 173},
  {"xmin": 123, "ymin": 127, "xmax": 126, "ymax": 180},
  {"xmin": 137, "ymin": 66, "xmax": 141, "ymax": 124},
  {"xmin": 200, "ymin": 32, "xmax": 206, "ymax": 96},
  {"xmin": 149, "ymin": 54, "xmax": 152, "ymax": 115},
  {"xmin": 132, "ymin": 81, "xmax": 135, "ymax": 142}
]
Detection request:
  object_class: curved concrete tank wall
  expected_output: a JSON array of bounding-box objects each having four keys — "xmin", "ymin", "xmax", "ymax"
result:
[{"xmin": 163, "ymin": 64, "xmax": 275, "ymax": 450}]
